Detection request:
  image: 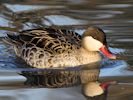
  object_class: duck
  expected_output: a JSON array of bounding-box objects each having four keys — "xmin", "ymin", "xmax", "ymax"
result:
[
  {"xmin": 4, "ymin": 26, "xmax": 116, "ymax": 68},
  {"xmin": 4, "ymin": 26, "xmax": 117, "ymax": 99}
]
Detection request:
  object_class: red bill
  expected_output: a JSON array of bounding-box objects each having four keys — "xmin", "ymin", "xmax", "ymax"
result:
[{"xmin": 99, "ymin": 45, "xmax": 116, "ymax": 59}]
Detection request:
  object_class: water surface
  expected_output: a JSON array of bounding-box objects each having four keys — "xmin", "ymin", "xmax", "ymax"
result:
[{"xmin": 0, "ymin": 0, "xmax": 133, "ymax": 100}]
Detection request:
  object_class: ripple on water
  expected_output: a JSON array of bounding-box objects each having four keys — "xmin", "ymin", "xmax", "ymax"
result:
[
  {"xmin": 0, "ymin": 0, "xmax": 133, "ymax": 100},
  {"xmin": 98, "ymin": 4, "xmax": 133, "ymax": 9}
]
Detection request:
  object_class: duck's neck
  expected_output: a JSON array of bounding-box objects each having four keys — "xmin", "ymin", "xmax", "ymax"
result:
[{"xmin": 77, "ymin": 47, "xmax": 101, "ymax": 65}]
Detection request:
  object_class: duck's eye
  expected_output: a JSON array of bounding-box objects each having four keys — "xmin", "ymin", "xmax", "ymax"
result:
[{"xmin": 92, "ymin": 36, "xmax": 97, "ymax": 40}]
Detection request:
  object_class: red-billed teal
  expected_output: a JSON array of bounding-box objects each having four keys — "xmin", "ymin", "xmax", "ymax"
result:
[{"xmin": 5, "ymin": 26, "xmax": 116, "ymax": 68}]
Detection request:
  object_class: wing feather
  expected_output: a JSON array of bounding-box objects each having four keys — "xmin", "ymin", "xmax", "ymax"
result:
[{"xmin": 6, "ymin": 28, "xmax": 82, "ymax": 54}]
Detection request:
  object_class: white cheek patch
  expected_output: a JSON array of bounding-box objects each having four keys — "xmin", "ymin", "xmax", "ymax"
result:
[
  {"xmin": 83, "ymin": 82, "xmax": 104, "ymax": 97},
  {"xmin": 83, "ymin": 36, "xmax": 103, "ymax": 51}
]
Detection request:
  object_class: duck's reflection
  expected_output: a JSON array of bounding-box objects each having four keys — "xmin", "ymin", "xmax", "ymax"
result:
[
  {"xmin": 20, "ymin": 62, "xmax": 100, "ymax": 88},
  {"xmin": 21, "ymin": 69, "xmax": 80, "ymax": 88},
  {"xmin": 19, "ymin": 62, "xmax": 108, "ymax": 100}
]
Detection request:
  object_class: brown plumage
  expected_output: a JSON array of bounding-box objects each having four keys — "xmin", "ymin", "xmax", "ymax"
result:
[{"xmin": 5, "ymin": 27, "xmax": 104, "ymax": 68}]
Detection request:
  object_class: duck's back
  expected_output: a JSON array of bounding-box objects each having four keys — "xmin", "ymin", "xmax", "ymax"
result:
[{"xmin": 6, "ymin": 28, "xmax": 82, "ymax": 68}]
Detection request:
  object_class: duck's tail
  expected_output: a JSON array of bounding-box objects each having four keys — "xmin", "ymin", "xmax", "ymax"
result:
[{"xmin": 3, "ymin": 32, "xmax": 22, "ymax": 46}]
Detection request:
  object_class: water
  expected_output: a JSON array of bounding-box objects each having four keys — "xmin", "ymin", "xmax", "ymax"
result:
[{"xmin": 0, "ymin": 0, "xmax": 133, "ymax": 100}]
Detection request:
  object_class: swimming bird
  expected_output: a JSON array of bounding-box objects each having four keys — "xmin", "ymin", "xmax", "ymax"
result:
[
  {"xmin": 4, "ymin": 26, "xmax": 116, "ymax": 99},
  {"xmin": 4, "ymin": 26, "xmax": 116, "ymax": 68}
]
